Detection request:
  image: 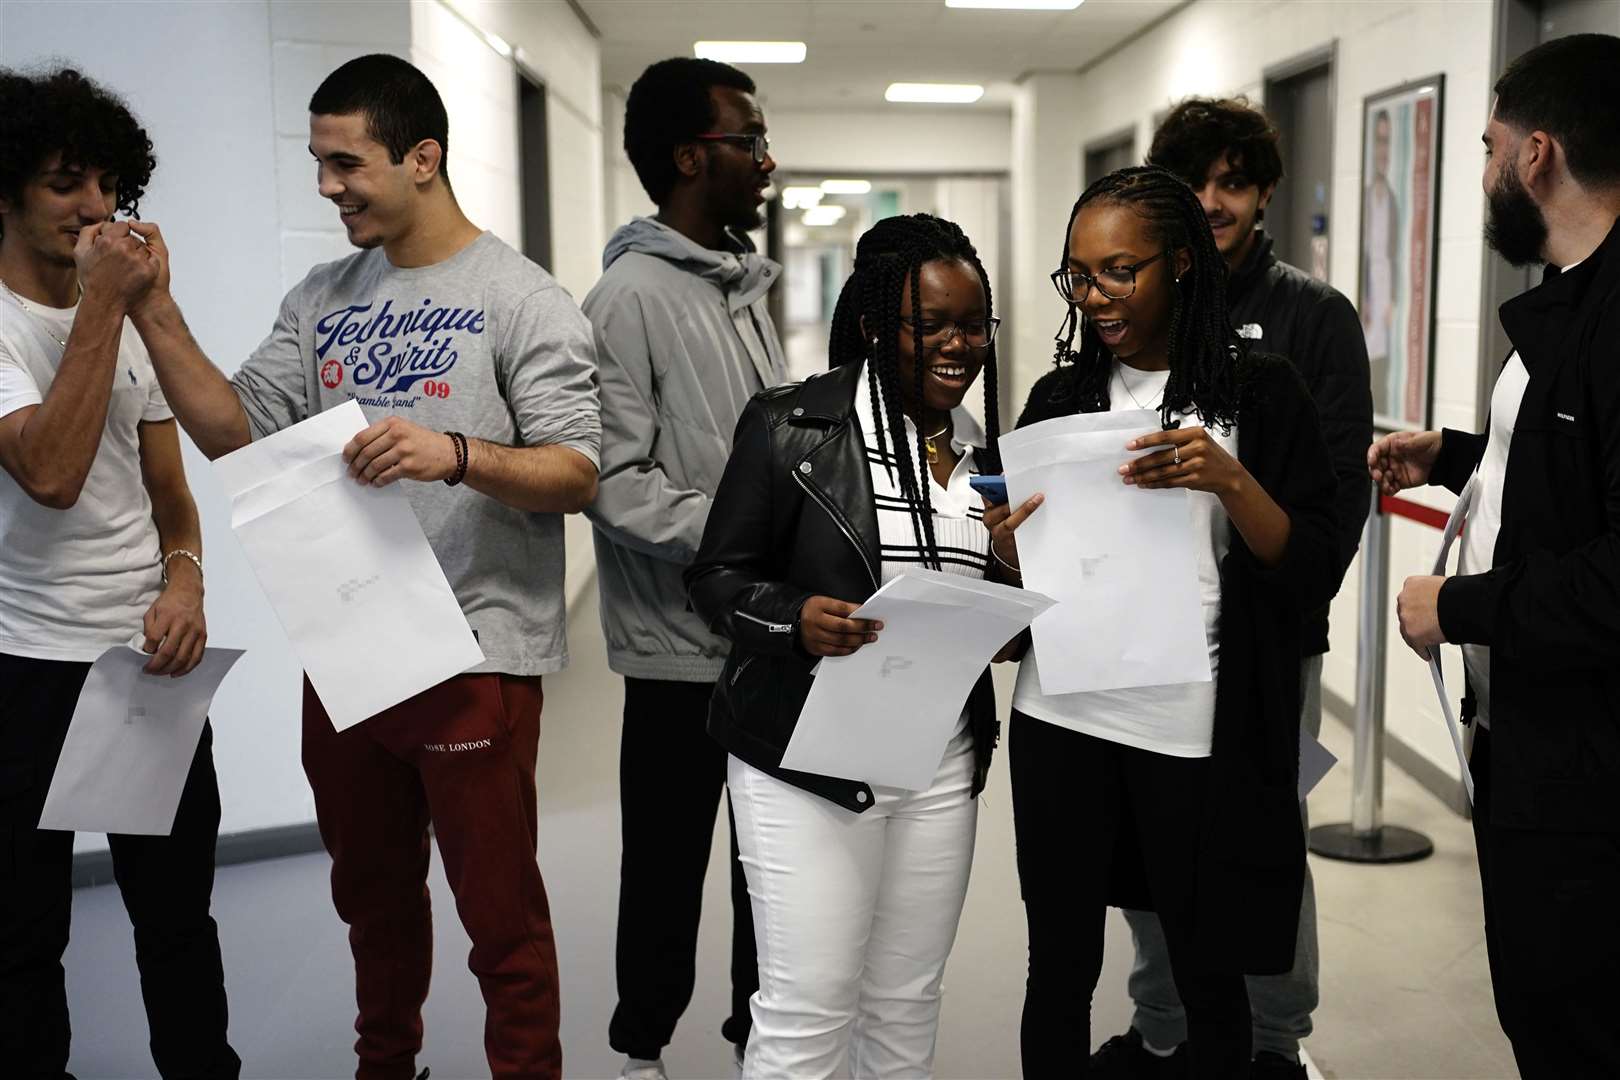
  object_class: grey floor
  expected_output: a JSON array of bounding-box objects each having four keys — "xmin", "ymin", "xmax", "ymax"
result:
[{"xmin": 62, "ymin": 588, "xmax": 1515, "ymax": 1079}]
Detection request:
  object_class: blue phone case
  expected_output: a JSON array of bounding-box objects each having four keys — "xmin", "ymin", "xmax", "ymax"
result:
[{"xmin": 969, "ymin": 475, "xmax": 1008, "ymax": 505}]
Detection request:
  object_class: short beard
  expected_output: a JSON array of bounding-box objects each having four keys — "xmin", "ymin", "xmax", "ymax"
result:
[{"xmin": 1484, "ymin": 165, "xmax": 1548, "ymax": 268}]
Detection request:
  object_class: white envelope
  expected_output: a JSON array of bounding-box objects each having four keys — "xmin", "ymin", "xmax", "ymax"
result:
[
  {"xmin": 1000, "ymin": 412, "xmax": 1211, "ymax": 696},
  {"xmin": 39, "ymin": 645, "xmax": 245, "ymax": 835},
  {"xmin": 782, "ymin": 568, "xmax": 1055, "ymax": 791},
  {"xmin": 1426, "ymin": 476, "xmax": 1477, "ymax": 804},
  {"xmin": 216, "ymin": 401, "xmax": 484, "ymax": 730}
]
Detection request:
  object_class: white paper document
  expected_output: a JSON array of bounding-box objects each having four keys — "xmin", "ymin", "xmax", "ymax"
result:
[
  {"xmin": 997, "ymin": 410, "xmax": 1211, "ymax": 696},
  {"xmin": 216, "ymin": 400, "xmax": 483, "ymax": 730},
  {"xmin": 1298, "ymin": 730, "xmax": 1338, "ymax": 801},
  {"xmin": 781, "ymin": 568, "xmax": 1055, "ymax": 791},
  {"xmin": 1427, "ymin": 476, "xmax": 1477, "ymax": 804},
  {"xmin": 39, "ymin": 645, "xmax": 245, "ymax": 835}
]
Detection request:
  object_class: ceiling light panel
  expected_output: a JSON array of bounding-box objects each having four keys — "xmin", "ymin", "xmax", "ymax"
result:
[
  {"xmin": 693, "ymin": 41, "xmax": 807, "ymax": 64},
  {"xmin": 885, "ymin": 83, "xmax": 986, "ymax": 104}
]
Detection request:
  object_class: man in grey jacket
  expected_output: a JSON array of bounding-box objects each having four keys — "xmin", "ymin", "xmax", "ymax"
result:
[{"xmin": 583, "ymin": 57, "xmax": 786, "ymax": 1080}]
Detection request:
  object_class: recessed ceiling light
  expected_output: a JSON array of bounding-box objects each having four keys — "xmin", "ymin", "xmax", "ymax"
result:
[
  {"xmin": 885, "ymin": 83, "xmax": 986, "ymax": 104},
  {"xmin": 946, "ymin": 0, "xmax": 1083, "ymax": 8},
  {"xmin": 803, "ymin": 205, "xmax": 849, "ymax": 227},
  {"xmin": 782, "ymin": 186, "xmax": 825, "ymax": 209},
  {"xmin": 820, "ymin": 179, "xmax": 873, "ymax": 195},
  {"xmin": 694, "ymin": 41, "xmax": 808, "ymax": 64}
]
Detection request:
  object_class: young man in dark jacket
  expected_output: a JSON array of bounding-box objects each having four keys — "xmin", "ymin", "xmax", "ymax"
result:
[
  {"xmin": 583, "ymin": 57, "xmax": 785, "ymax": 1080},
  {"xmin": 1371, "ymin": 33, "xmax": 1620, "ymax": 1079},
  {"xmin": 1091, "ymin": 97, "xmax": 1373, "ymax": 1080}
]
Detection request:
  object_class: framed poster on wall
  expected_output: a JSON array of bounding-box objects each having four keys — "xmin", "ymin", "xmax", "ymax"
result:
[{"xmin": 1359, "ymin": 75, "xmax": 1444, "ymax": 431}]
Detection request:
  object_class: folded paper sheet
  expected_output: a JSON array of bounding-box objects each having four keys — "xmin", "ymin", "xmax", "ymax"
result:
[
  {"xmin": 216, "ymin": 400, "xmax": 483, "ymax": 730},
  {"xmin": 781, "ymin": 568, "xmax": 1055, "ymax": 791},
  {"xmin": 998, "ymin": 410, "xmax": 1211, "ymax": 696},
  {"xmin": 1427, "ymin": 476, "xmax": 1478, "ymax": 804},
  {"xmin": 39, "ymin": 645, "xmax": 245, "ymax": 835}
]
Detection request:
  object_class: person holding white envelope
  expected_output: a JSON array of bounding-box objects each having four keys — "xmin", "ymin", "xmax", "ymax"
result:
[
  {"xmin": 124, "ymin": 56, "xmax": 600, "ymax": 1080},
  {"xmin": 0, "ymin": 68, "xmax": 239, "ymax": 1078},
  {"xmin": 984, "ymin": 166, "xmax": 1339, "ymax": 1078},
  {"xmin": 687, "ymin": 214, "xmax": 1010, "ymax": 1079}
]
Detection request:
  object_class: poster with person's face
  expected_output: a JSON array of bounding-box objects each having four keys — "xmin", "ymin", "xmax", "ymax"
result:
[{"xmin": 1359, "ymin": 77, "xmax": 1444, "ymax": 431}]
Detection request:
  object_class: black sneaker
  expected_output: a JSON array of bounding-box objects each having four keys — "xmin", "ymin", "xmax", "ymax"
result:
[
  {"xmin": 1090, "ymin": 1028, "xmax": 1187, "ymax": 1079},
  {"xmin": 1250, "ymin": 1052, "xmax": 1306, "ymax": 1080}
]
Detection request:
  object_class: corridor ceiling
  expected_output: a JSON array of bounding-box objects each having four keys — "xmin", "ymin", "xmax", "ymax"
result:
[{"xmin": 579, "ymin": 0, "xmax": 1185, "ymax": 111}]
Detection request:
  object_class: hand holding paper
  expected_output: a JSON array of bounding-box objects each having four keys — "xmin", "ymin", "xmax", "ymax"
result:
[
  {"xmin": 215, "ymin": 401, "xmax": 484, "ymax": 731},
  {"xmin": 39, "ymin": 645, "xmax": 244, "ymax": 835},
  {"xmin": 781, "ymin": 568, "xmax": 1054, "ymax": 791}
]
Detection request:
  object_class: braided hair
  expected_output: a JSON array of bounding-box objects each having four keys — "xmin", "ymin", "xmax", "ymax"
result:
[
  {"xmin": 1050, "ymin": 165, "xmax": 1251, "ymax": 432},
  {"xmin": 827, "ymin": 213, "xmax": 1001, "ymax": 571}
]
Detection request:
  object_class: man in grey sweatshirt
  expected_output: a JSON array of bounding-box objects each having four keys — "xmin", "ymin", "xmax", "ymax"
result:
[{"xmin": 583, "ymin": 57, "xmax": 787, "ymax": 1080}]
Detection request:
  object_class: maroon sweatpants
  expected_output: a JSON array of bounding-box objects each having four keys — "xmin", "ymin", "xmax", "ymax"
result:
[{"xmin": 302, "ymin": 673, "xmax": 561, "ymax": 1080}]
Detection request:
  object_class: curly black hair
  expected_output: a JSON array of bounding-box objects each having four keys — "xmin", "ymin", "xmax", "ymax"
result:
[
  {"xmin": 828, "ymin": 213, "xmax": 1001, "ymax": 570},
  {"xmin": 1050, "ymin": 165, "xmax": 1254, "ymax": 432},
  {"xmin": 0, "ymin": 67, "xmax": 156, "ymax": 239},
  {"xmin": 1147, "ymin": 96, "xmax": 1284, "ymax": 196},
  {"xmin": 625, "ymin": 57, "xmax": 756, "ymax": 205}
]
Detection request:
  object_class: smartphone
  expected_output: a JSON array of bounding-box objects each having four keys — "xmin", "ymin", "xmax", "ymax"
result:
[{"xmin": 969, "ymin": 474, "xmax": 1009, "ymax": 505}]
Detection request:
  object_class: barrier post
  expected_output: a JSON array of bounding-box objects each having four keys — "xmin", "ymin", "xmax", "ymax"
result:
[{"xmin": 1308, "ymin": 487, "xmax": 1435, "ymax": 863}]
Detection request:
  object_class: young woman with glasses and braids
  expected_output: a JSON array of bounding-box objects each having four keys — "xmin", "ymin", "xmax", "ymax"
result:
[
  {"xmin": 984, "ymin": 166, "xmax": 1340, "ymax": 1078},
  {"xmin": 686, "ymin": 213, "xmax": 1010, "ymax": 1078}
]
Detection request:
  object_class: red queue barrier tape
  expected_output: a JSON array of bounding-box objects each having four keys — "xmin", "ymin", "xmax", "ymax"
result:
[{"xmin": 1379, "ymin": 493, "xmax": 1450, "ymax": 531}]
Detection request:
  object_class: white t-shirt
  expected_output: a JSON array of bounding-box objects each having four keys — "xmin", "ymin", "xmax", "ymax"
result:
[
  {"xmin": 1012, "ymin": 362, "xmax": 1235, "ymax": 758},
  {"xmin": 0, "ymin": 289, "xmax": 171, "ymax": 661},
  {"xmin": 1456, "ymin": 354, "xmax": 1530, "ymax": 730}
]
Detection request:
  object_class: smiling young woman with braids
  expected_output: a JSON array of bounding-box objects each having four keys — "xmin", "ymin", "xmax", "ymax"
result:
[
  {"xmin": 686, "ymin": 213, "xmax": 1010, "ymax": 1077},
  {"xmin": 985, "ymin": 166, "xmax": 1341, "ymax": 1078}
]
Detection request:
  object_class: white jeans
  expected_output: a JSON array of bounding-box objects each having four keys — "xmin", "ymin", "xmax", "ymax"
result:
[{"xmin": 729, "ymin": 733, "xmax": 979, "ymax": 1080}]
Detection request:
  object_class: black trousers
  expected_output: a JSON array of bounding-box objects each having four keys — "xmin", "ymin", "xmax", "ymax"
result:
[
  {"xmin": 608, "ymin": 677, "xmax": 757, "ymax": 1060},
  {"xmin": 1471, "ymin": 727, "xmax": 1620, "ymax": 1078},
  {"xmin": 0, "ymin": 652, "xmax": 239, "ymax": 1079},
  {"xmin": 1009, "ymin": 712, "xmax": 1250, "ymax": 1079}
]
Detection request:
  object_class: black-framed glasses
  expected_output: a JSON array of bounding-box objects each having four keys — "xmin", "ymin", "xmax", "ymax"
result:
[
  {"xmin": 899, "ymin": 316, "xmax": 1001, "ymax": 351},
  {"xmin": 694, "ymin": 132, "xmax": 771, "ymax": 165},
  {"xmin": 1050, "ymin": 250, "xmax": 1172, "ymax": 304}
]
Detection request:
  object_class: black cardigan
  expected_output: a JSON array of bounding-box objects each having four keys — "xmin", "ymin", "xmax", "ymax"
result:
[
  {"xmin": 1014, "ymin": 353, "xmax": 1340, "ymax": 974},
  {"xmin": 1434, "ymin": 215, "xmax": 1620, "ymax": 832}
]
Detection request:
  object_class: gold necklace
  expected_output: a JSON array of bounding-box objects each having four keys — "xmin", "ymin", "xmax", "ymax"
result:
[
  {"xmin": 0, "ymin": 277, "xmax": 77, "ymax": 350},
  {"xmin": 923, "ymin": 424, "xmax": 951, "ymax": 464}
]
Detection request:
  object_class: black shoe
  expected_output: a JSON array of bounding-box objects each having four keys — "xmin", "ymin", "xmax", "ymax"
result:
[
  {"xmin": 1250, "ymin": 1052, "xmax": 1306, "ymax": 1080},
  {"xmin": 1089, "ymin": 1028, "xmax": 1188, "ymax": 1080}
]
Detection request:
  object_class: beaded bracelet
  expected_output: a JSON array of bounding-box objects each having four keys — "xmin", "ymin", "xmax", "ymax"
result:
[{"xmin": 444, "ymin": 431, "xmax": 469, "ymax": 487}]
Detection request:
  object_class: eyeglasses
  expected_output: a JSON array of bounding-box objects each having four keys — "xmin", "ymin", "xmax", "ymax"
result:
[
  {"xmin": 898, "ymin": 316, "xmax": 1001, "ymax": 351},
  {"xmin": 694, "ymin": 132, "xmax": 771, "ymax": 165},
  {"xmin": 1050, "ymin": 250, "xmax": 1172, "ymax": 304}
]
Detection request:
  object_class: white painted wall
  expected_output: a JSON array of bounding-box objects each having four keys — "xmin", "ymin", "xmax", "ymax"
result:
[
  {"xmin": 2, "ymin": 0, "xmax": 604, "ymax": 852},
  {"xmin": 1008, "ymin": 0, "xmax": 1500, "ymax": 790}
]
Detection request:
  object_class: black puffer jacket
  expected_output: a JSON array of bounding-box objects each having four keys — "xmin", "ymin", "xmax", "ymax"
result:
[
  {"xmin": 1228, "ymin": 231, "xmax": 1374, "ymax": 656},
  {"xmin": 685, "ymin": 361, "xmax": 998, "ymax": 812}
]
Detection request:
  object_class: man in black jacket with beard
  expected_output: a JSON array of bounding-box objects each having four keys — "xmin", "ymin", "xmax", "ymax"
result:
[
  {"xmin": 1090, "ymin": 97, "xmax": 1373, "ymax": 1080},
  {"xmin": 1371, "ymin": 34, "xmax": 1620, "ymax": 1078}
]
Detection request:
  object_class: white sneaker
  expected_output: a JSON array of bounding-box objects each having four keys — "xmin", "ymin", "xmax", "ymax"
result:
[{"xmin": 621, "ymin": 1058, "xmax": 669, "ymax": 1080}]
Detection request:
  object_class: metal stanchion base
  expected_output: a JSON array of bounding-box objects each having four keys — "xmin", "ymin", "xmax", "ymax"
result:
[{"xmin": 1308, "ymin": 823, "xmax": 1434, "ymax": 863}]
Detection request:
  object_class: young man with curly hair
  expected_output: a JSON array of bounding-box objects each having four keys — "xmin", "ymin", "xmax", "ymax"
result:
[
  {"xmin": 0, "ymin": 67, "xmax": 240, "ymax": 1079},
  {"xmin": 583, "ymin": 56, "xmax": 783, "ymax": 1080}
]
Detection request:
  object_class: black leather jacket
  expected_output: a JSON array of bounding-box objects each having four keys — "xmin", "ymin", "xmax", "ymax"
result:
[{"xmin": 684, "ymin": 361, "xmax": 998, "ymax": 812}]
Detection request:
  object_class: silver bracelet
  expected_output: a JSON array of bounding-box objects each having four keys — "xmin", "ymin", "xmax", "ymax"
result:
[
  {"xmin": 990, "ymin": 544, "xmax": 1022, "ymax": 575},
  {"xmin": 162, "ymin": 548, "xmax": 203, "ymax": 585}
]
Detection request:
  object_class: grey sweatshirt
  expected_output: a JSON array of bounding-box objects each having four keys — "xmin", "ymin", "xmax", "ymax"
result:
[
  {"xmin": 232, "ymin": 231, "xmax": 601, "ymax": 677},
  {"xmin": 582, "ymin": 217, "xmax": 787, "ymax": 682}
]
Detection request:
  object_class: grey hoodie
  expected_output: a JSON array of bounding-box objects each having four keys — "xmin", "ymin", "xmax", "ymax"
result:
[{"xmin": 583, "ymin": 217, "xmax": 788, "ymax": 681}]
